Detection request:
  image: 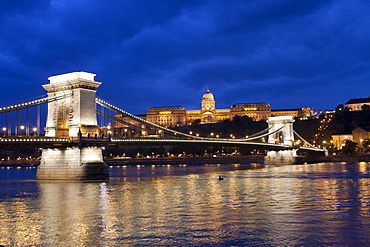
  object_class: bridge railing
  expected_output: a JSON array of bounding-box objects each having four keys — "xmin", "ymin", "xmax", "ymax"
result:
[
  {"xmin": 96, "ymin": 98, "xmax": 205, "ymax": 140},
  {"xmin": 0, "ymin": 93, "xmax": 73, "ymax": 114}
]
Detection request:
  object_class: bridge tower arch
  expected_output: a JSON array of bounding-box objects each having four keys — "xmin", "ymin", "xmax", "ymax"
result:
[
  {"xmin": 267, "ymin": 116, "xmax": 295, "ymax": 146},
  {"xmin": 265, "ymin": 116, "xmax": 296, "ymax": 165},
  {"xmin": 42, "ymin": 72, "xmax": 101, "ymax": 138},
  {"xmin": 37, "ymin": 72, "xmax": 108, "ymax": 180}
]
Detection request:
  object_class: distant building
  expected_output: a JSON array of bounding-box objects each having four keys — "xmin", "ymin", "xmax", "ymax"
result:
[
  {"xmin": 230, "ymin": 103, "xmax": 271, "ymax": 121},
  {"xmin": 344, "ymin": 97, "xmax": 370, "ymax": 111},
  {"xmin": 331, "ymin": 133, "xmax": 353, "ymax": 149},
  {"xmin": 271, "ymin": 107, "xmax": 314, "ymax": 119},
  {"xmin": 352, "ymin": 127, "xmax": 370, "ymax": 144},
  {"xmin": 113, "ymin": 114, "xmax": 146, "ymax": 137},
  {"xmin": 331, "ymin": 127, "xmax": 370, "ymax": 149},
  {"xmin": 143, "ymin": 89, "xmax": 272, "ymax": 127},
  {"xmin": 114, "ymin": 89, "xmax": 314, "ymax": 129},
  {"xmin": 146, "ymin": 107, "xmax": 187, "ymax": 126}
]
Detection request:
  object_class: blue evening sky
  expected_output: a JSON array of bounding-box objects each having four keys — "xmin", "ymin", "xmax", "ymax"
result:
[{"xmin": 0, "ymin": 0, "xmax": 369, "ymax": 114}]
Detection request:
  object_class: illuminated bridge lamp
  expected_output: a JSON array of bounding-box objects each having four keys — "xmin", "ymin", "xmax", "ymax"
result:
[
  {"xmin": 20, "ymin": 125, "xmax": 25, "ymax": 136},
  {"xmin": 32, "ymin": 127, "xmax": 38, "ymax": 136}
]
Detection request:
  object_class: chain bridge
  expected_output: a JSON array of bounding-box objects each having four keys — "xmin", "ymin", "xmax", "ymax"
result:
[{"xmin": 0, "ymin": 72, "xmax": 324, "ymax": 180}]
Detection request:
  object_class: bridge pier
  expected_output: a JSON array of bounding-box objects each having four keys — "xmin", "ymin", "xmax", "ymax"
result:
[
  {"xmin": 264, "ymin": 150, "xmax": 297, "ymax": 165},
  {"xmin": 36, "ymin": 72, "xmax": 109, "ymax": 180},
  {"xmin": 37, "ymin": 147, "xmax": 108, "ymax": 180},
  {"xmin": 264, "ymin": 116, "xmax": 297, "ymax": 165}
]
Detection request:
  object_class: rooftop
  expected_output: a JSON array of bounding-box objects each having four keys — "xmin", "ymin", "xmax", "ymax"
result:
[
  {"xmin": 272, "ymin": 108, "xmax": 302, "ymax": 112},
  {"xmin": 147, "ymin": 106, "xmax": 186, "ymax": 111},
  {"xmin": 345, "ymin": 97, "xmax": 370, "ymax": 105}
]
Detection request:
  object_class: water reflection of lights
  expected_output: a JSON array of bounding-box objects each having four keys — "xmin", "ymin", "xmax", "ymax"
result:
[
  {"xmin": 99, "ymin": 182, "xmax": 110, "ymax": 230},
  {"xmin": 3, "ymin": 163, "xmax": 370, "ymax": 245}
]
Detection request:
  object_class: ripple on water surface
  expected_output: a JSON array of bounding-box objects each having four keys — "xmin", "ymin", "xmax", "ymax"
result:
[{"xmin": 1, "ymin": 162, "xmax": 370, "ymax": 246}]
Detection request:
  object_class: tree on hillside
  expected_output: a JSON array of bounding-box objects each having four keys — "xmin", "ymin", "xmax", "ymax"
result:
[
  {"xmin": 335, "ymin": 104, "xmax": 347, "ymax": 112},
  {"xmin": 362, "ymin": 104, "xmax": 370, "ymax": 111},
  {"xmin": 361, "ymin": 139, "xmax": 370, "ymax": 152},
  {"xmin": 341, "ymin": 140, "xmax": 358, "ymax": 155},
  {"xmin": 324, "ymin": 110, "xmax": 370, "ymax": 135},
  {"xmin": 293, "ymin": 118, "xmax": 320, "ymax": 143}
]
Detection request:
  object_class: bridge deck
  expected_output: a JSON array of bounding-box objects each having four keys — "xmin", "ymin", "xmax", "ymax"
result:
[{"xmin": 0, "ymin": 137, "xmax": 324, "ymax": 153}]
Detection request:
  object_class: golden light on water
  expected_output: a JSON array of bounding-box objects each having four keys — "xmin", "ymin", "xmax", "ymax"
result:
[{"xmin": 2, "ymin": 163, "xmax": 370, "ymax": 245}]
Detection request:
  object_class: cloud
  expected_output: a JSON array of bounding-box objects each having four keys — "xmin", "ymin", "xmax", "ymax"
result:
[{"xmin": 0, "ymin": 0, "xmax": 369, "ymax": 114}]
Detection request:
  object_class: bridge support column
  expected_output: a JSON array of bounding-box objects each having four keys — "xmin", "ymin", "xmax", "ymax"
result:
[
  {"xmin": 267, "ymin": 116, "xmax": 295, "ymax": 146},
  {"xmin": 37, "ymin": 72, "xmax": 109, "ymax": 180},
  {"xmin": 264, "ymin": 150, "xmax": 297, "ymax": 165},
  {"xmin": 36, "ymin": 147, "xmax": 109, "ymax": 180}
]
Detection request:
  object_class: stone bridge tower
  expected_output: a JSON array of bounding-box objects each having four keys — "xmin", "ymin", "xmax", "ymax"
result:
[
  {"xmin": 37, "ymin": 72, "xmax": 109, "ymax": 180},
  {"xmin": 265, "ymin": 116, "xmax": 296, "ymax": 165},
  {"xmin": 42, "ymin": 72, "xmax": 100, "ymax": 138},
  {"xmin": 267, "ymin": 116, "xmax": 295, "ymax": 146}
]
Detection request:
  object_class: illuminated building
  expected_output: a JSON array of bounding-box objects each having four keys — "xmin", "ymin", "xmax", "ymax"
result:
[
  {"xmin": 344, "ymin": 97, "xmax": 370, "ymax": 111},
  {"xmin": 201, "ymin": 89, "xmax": 216, "ymax": 123},
  {"xmin": 114, "ymin": 89, "xmax": 313, "ymax": 129},
  {"xmin": 352, "ymin": 127, "xmax": 370, "ymax": 145},
  {"xmin": 113, "ymin": 114, "xmax": 146, "ymax": 137},
  {"xmin": 330, "ymin": 127, "xmax": 370, "ymax": 150},
  {"xmin": 331, "ymin": 133, "xmax": 353, "ymax": 149},
  {"xmin": 146, "ymin": 107, "xmax": 187, "ymax": 126},
  {"xmin": 187, "ymin": 90, "xmax": 233, "ymax": 124},
  {"xmin": 230, "ymin": 103, "xmax": 271, "ymax": 121},
  {"xmin": 271, "ymin": 107, "xmax": 313, "ymax": 119},
  {"xmin": 145, "ymin": 89, "xmax": 272, "ymax": 127}
]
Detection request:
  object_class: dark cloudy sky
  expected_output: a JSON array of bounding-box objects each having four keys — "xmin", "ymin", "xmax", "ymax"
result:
[{"xmin": 1, "ymin": 0, "xmax": 369, "ymax": 114}]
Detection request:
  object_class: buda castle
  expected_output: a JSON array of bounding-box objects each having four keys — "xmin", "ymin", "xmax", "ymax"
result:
[{"xmin": 120, "ymin": 89, "xmax": 313, "ymax": 128}]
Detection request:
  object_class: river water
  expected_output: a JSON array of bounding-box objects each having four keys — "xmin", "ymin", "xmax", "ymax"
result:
[{"xmin": 1, "ymin": 162, "xmax": 370, "ymax": 246}]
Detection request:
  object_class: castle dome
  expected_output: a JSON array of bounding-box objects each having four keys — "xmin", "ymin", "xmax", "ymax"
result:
[{"xmin": 202, "ymin": 89, "xmax": 214, "ymax": 101}]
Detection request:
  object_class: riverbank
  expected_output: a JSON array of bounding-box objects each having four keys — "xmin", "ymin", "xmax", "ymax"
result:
[
  {"xmin": 0, "ymin": 160, "xmax": 40, "ymax": 167},
  {"xmin": 0, "ymin": 156, "xmax": 265, "ymax": 168},
  {"xmin": 297, "ymin": 153, "xmax": 370, "ymax": 163},
  {"xmin": 1, "ymin": 154, "xmax": 370, "ymax": 168},
  {"xmin": 105, "ymin": 155, "xmax": 265, "ymax": 166}
]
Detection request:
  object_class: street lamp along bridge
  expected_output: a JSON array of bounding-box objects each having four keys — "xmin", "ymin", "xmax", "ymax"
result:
[{"xmin": 0, "ymin": 72, "xmax": 325, "ymax": 180}]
